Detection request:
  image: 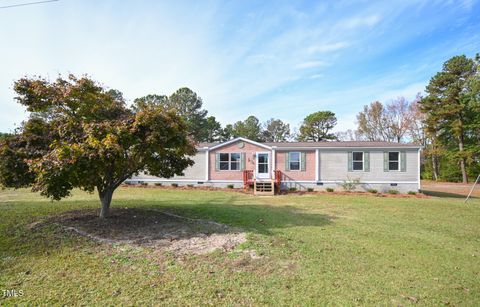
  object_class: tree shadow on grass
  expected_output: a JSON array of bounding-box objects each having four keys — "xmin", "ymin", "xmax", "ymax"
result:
[
  {"xmin": 131, "ymin": 198, "xmax": 336, "ymax": 236},
  {"xmin": 420, "ymin": 189, "xmax": 474, "ymax": 199},
  {"xmin": 4, "ymin": 197, "xmax": 335, "ymax": 258}
]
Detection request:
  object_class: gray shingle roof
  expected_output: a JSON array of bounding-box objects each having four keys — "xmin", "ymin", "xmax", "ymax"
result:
[
  {"xmin": 264, "ymin": 141, "xmax": 420, "ymax": 148},
  {"xmin": 196, "ymin": 140, "xmax": 420, "ymax": 149}
]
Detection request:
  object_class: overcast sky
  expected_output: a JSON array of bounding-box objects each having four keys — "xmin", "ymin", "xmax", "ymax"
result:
[{"xmin": 0, "ymin": 0, "xmax": 479, "ymax": 133}]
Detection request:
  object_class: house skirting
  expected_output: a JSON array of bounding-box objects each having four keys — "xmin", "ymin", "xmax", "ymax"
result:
[{"xmin": 125, "ymin": 179, "xmax": 419, "ymax": 193}]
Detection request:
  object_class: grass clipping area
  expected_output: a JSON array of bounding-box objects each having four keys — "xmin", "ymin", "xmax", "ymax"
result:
[{"xmin": 48, "ymin": 208, "xmax": 247, "ymax": 255}]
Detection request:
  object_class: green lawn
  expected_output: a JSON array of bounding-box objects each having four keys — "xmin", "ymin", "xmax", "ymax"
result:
[{"xmin": 1, "ymin": 188, "xmax": 479, "ymax": 305}]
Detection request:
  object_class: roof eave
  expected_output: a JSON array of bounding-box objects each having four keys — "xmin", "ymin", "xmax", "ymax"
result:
[{"xmin": 207, "ymin": 137, "xmax": 272, "ymax": 150}]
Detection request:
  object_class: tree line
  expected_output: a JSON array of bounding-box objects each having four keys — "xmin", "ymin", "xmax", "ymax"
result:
[
  {"xmin": 162, "ymin": 54, "xmax": 479, "ymax": 183},
  {"xmin": 336, "ymin": 54, "xmax": 480, "ymax": 183},
  {"xmin": 156, "ymin": 91, "xmax": 339, "ymax": 144}
]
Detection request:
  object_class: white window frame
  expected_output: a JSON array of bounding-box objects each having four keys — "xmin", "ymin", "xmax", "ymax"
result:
[
  {"xmin": 352, "ymin": 151, "xmax": 364, "ymax": 171},
  {"xmin": 388, "ymin": 151, "xmax": 400, "ymax": 171},
  {"xmin": 219, "ymin": 153, "xmax": 241, "ymax": 171},
  {"xmin": 289, "ymin": 152, "xmax": 302, "ymax": 171}
]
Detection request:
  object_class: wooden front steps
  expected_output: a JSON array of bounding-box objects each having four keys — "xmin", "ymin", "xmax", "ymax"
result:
[{"xmin": 254, "ymin": 180, "xmax": 274, "ymax": 196}]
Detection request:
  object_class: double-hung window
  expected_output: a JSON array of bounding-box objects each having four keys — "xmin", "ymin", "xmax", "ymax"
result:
[
  {"xmin": 219, "ymin": 153, "xmax": 240, "ymax": 171},
  {"xmin": 388, "ymin": 152, "xmax": 400, "ymax": 171},
  {"xmin": 352, "ymin": 151, "xmax": 364, "ymax": 171},
  {"xmin": 289, "ymin": 152, "xmax": 301, "ymax": 171}
]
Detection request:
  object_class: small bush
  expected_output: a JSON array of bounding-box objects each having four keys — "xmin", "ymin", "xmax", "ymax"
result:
[
  {"xmin": 367, "ymin": 188, "xmax": 378, "ymax": 194},
  {"xmin": 227, "ymin": 184, "xmax": 234, "ymax": 189},
  {"xmin": 154, "ymin": 183, "xmax": 162, "ymax": 186},
  {"xmin": 408, "ymin": 191, "xmax": 417, "ymax": 195},
  {"xmin": 288, "ymin": 187, "xmax": 297, "ymax": 192},
  {"xmin": 388, "ymin": 189, "xmax": 399, "ymax": 195},
  {"xmin": 171, "ymin": 183, "xmax": 179, "ymax": 188},
  {"xmin": 341, "ymin": 177, "xmax": 361, "ymax": 192},
  {"xmin": 307, "ymin": 188, "xmax": 314, "ymax": 192},
  {"xmin": 187, "ymin": 184, "xmax": 194, "ymax": 188},
  {"xmin": 326, "ymin": 187, "xmax": 334, "ymax": 192}
]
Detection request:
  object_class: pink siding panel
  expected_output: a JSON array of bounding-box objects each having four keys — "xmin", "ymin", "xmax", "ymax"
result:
[
  {"xmin": 209, "ymin": 141, "xmax": 267, "ymax": 180},
  {"xmin": 208, "ymin": 141, "xmax": 316, "ymax": 182},
  {"xmin": 275, "ymin": 150, "xmax": 316, "ymax": 181}
]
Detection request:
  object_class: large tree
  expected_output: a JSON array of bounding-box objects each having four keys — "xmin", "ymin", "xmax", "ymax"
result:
[
  {"xmin": 298, "ymin": 111, "xmax": 337, "ymax": 141},
  {"xmin": 356, "ymin": 101, "xmax": 388, "ymax": 141},
  {"xmin": 385, "ymin": 97, "xmax": 412, "ymax": 143},
  {"xmin": 220, "ymin": 124, "xmax": 234, "ymax": 141},
  {"xmin": 406, "ymin": 96, "xmax": 427, "ymax": 147},
  {"xmin": 356, "ymin": 98, "xmax": 415, "ymax": 143},
  {"xmin": 0, "ymin": 132, "xmax": 11, "ymax": 141},
  {"xmin": 0, "ymin": 75, "xmax": 195, "ymax": 218},
  {"xmin": 419, "ymin": 55, "xmax": 479, "ymax": 183},
  {"xmin": 134, "ymin": 88, "xmax": 216, "ymax": 143},
  {"xmin": 262, "ymin": 118, "xmax": 291, "ymax": 142},
  {"xmin": 134, "ymin": 89, "xmax": 223, "ymax": 143},
  {"xmin": 166, "ymin": 87, "xmax": 209, "ymax": 142},
  {"xmin": 231, "ymin": 116, "xmax": 264, "ymax": 141},
  {"xmin": 203, "ymin": 116, "xmax": 223, "ymax": 143}
]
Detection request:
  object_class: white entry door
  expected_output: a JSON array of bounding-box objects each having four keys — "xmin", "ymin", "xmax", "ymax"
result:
[{"xmin": 256, "ymin": 152, "xmax": 270, "ymax": 179}]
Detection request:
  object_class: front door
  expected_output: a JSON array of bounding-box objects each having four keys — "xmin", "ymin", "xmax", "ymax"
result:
[{"xmin": 256, "ymin": 152, "xmax": 270, "ymax": 179}]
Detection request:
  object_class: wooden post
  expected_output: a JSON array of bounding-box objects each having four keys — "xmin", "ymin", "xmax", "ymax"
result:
[{"xmin": 464, "ymin": 174, "xmax": 480, "ymax": 204}]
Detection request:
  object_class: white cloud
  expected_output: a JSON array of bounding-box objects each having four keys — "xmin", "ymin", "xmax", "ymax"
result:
[
  {"xmin": 339, "ymin": 15, "xmax": 381, "ymax": 29},
  {"xmin": 307, "ymin": 42, "xmax": 350, "ymax": 54},
  {"xmin": 309, "ymin": 74, "xmax": 323, "ymax": 79},
  {"xmin": 375, "ymin": 81, "xmax": 426, "ymax": 102},
  {"xmin": 457, "ymin": 0, "xmax": 475, "ymax": 10},
  {"xmin": 294, "ymin": 60, "xmax": 330, "ymax": 69},
  {"xmin": 334, "ymin": 113, "xmax": 358, "ymax": 132},
  {"xmin": 246, "ymin": 54, "xmax": 277, "ymax": 64}
]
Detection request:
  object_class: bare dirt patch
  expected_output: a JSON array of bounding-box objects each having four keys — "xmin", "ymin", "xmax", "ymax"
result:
[{"xmin": 50, "ymin": 208, "xmax": 246, "ymax": 255}]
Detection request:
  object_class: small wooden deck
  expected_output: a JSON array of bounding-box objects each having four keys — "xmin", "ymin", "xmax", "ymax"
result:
[{"xmin": 243, "ymin": 170, "xmax": 282, "ymax": 195}]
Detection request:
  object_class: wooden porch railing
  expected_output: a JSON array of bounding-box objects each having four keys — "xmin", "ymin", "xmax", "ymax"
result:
[
  {"xmin": 274, "ymin": 170, "xmax": 282, "ymax": 188},
  {"xmin": 243, "ymin": 170, "xmax": 254, "ymax": 189},
  {"xmin": 243, "ymin": 170, "xmax": 283, "ymax": 190}
]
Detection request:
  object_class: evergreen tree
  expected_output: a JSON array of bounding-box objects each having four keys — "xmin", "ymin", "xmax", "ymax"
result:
[{"xmin": 419, "ymin": 55, "xmax": 479, "ymax": 183}]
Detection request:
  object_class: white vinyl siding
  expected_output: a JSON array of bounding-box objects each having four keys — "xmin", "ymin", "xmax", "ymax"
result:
[
  {"xmin": 131, "ymin": 151, "xmax": 206, "ymax": 180},
  {"xmin": 321, "ymin": 149, "xmax": 418, "ymax": 182}
]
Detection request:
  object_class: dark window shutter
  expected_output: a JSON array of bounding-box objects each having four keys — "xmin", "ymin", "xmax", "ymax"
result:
[
  {"xmin": 348, "ymin": 151, "xmax": 353, "ymax": 172},
  {"xmin": 301, "ymin": 152, "xmax": 306, "ymax": 171},
  {"xmin": 364, "ymin": 151, "xmax": 370, "ymax": 172},
  {"xmin": 383, "ymin": 152, "xmax": 389, "ymax": 172},
  {"xmin": 215, "ymin": 153, "xmax": 220, "ymax": 171},
  {"xmin": 240, "ymin": 152, "xmax": 246, "ymax": 170},
  {"xmin": 401, "ymin": 151, "xmax": 407, "ymax": 172},
  {"xmin": 285, "ymin": 152, "xmax": 290, "ymax": 171}
]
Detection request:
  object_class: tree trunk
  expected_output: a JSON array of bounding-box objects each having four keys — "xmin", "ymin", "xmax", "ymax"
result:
[
  {"xmin": 99, "ymin": 188, "xmax": 114, "ymax": 219},
  {"xmin": 458, "ymin": 138, "xmax": 468, "ymax": 183}
]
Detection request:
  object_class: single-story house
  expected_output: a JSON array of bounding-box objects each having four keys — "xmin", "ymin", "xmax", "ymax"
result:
[{"xmin": 128, "ymin": 137, "xmax": 422, "ymax": 193}]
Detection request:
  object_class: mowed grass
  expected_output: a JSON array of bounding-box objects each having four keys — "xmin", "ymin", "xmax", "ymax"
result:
[{"xmin": 1, "ymin": 188, "xmax": 479, "ymax": 306}]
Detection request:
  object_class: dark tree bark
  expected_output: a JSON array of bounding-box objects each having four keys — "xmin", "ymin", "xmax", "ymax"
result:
[{"xmin": 99, "ymin": 188, "xmax": 114, "ymax": 219}]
